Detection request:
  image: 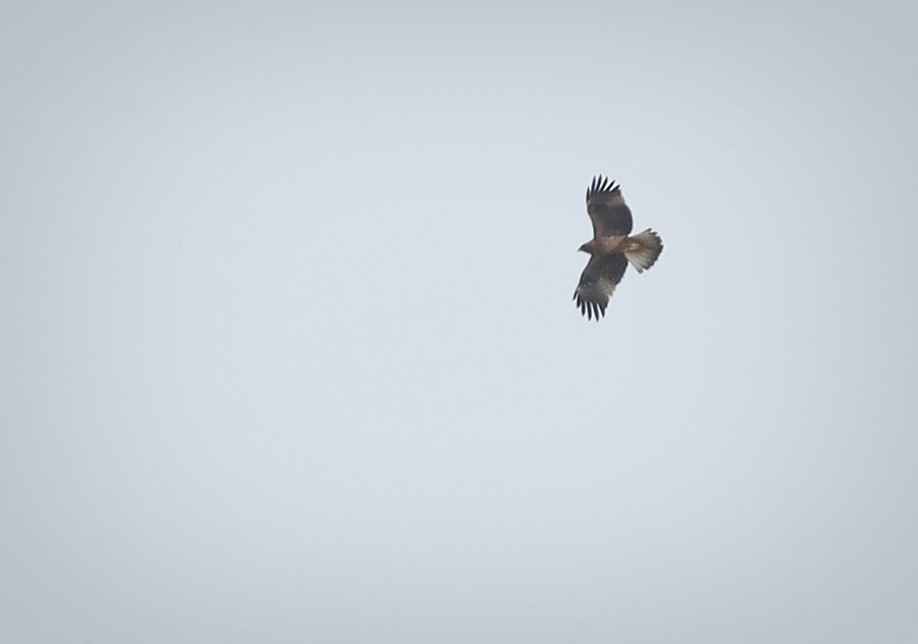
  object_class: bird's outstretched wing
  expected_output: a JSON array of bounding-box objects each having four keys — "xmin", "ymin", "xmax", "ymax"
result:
[
  {"xmin": 586, "ymin": 176, "xmax": 633, "ymax": 238},
  {"xmin": 573, "ymin": 253, "xmax": 628, "ymax": 320}
]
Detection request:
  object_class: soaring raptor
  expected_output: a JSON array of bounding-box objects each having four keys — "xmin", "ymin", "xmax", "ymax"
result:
[{"xmin": 573, "ymin": 176, "xmax": 663, "ymax": 320}]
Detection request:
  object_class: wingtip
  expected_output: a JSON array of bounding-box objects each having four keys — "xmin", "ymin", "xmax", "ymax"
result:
[
  {"xmin": 574, "ymin": 294, "xmax": 607, "ymax": 321},
  {"xmin": 586, "ymin": 174, "xmax": 619, "ymax": 200}
]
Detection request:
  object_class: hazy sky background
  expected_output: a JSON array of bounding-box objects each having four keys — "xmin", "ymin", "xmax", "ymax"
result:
[{"xmin": 2, "ymin": 1, "xmax": 917, "ymax": 642}]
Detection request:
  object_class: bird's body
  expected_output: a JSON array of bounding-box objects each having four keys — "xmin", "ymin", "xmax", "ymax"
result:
[
  {"xmin": 578, "ymin": 235, "xmax": 627, "ymax": 255},
  {"xmin": 573, "ymin": 176, "xmax": 663, "ymax": 320}
]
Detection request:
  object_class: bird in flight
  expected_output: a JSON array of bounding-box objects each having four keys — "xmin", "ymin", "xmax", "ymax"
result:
[{"xmin": 573, "ymin": 176, "xmax": 663, "ymax": 320}]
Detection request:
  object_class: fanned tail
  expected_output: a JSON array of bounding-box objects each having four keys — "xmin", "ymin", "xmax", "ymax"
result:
[{"xmin": 624, "ymin": 229, "xmax": 663, "ymax": 273}]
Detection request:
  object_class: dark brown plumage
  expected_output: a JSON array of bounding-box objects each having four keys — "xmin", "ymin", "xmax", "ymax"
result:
[{"xmin": 573, "ymin": 176, "xmax": 663, "ymax": 320}]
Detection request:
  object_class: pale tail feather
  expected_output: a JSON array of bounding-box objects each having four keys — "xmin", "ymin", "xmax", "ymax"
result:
[{"xmin": 624, "ymin": 229, "xmax": 663, "ymax": 273}]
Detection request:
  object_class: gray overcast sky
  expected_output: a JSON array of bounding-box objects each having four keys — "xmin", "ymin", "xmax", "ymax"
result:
[{"xmin": 2, "ymin": 0, "xmax": 917, "ymax": 642}]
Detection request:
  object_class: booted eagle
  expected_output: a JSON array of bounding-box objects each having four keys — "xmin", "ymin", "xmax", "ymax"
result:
[{"xmin": 573, "ymin": 176, "xmax": 663, "ymax": 320}]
